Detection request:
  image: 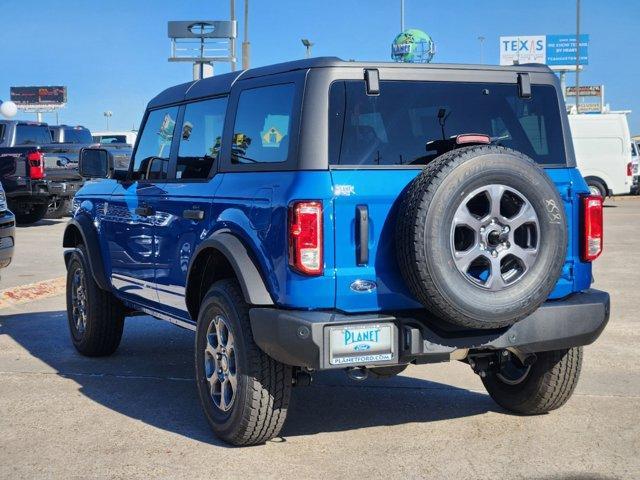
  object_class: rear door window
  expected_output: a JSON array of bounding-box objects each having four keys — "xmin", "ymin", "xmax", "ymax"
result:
[
  {"xmin": 130, "ymin": 106, "xmax": 179, "ymax": 180},
  {"xmin": 14, "ymin": 124, "xmax": 51, "ymax": 145},
  {"xmin": 231, "ymin": 83, "xmax": 294, "ymax": 165},
  {"xmin": 175, "ymin": 97, "xmax": 227, "ymax": 179},
  {"xmin": 329, "ymin": 81, "xmax": 567, "ymax": 166}
]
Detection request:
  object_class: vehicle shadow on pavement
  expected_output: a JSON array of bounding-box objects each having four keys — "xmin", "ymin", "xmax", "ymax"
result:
[{"xmin": 1, "ymin": 309, "xmax": 496, "ymax": 445}]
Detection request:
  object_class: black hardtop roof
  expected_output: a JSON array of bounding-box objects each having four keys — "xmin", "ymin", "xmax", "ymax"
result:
[{"xmin": 147, "ymin": 56, "xmax": 555, "ymax": 109}]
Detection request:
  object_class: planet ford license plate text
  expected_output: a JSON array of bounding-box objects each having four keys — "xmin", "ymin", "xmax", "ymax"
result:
[{"xmin": 328, "ymin": 323, "xmax": 394, "ymax": 366}]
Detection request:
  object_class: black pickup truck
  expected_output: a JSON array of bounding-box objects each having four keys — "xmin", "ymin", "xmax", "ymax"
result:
[{"xmin": 0, "ymin": 121, "xmax": 85, "ymax": 224}]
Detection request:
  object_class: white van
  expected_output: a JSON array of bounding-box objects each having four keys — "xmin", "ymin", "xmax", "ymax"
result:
[
  {"xmin": 92, "ymin": 130, "xmax": 137, "ymax": 146},
  {"xmin": 568, "ymin": 113, "xmax": 633, "ymax": 196}
]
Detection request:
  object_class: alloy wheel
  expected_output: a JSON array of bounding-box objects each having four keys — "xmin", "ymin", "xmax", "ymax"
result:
[
  {"xmin": 450, "ymin": 184, "xmax": 540, "ymax": 291},
  {"xmin": 203, "ymin": 315, "xmax": 237, "ymax": 412}
]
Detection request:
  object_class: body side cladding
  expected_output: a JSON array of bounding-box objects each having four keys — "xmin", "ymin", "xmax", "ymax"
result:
[
  {"xmin": 186, "ymin": 232, "xmax": 274, "ymax": 308},
  {"xmin": 62, "ymin": 216, "xmax": 110, "ymax": 291}
]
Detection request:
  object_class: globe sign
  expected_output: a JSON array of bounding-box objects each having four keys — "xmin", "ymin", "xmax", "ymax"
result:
[{"xmin": 391, "ymin": 29, "xmax": 436, "ymax": 63}]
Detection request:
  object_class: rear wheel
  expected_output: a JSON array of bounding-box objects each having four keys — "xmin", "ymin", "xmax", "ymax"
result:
[
  {"xmin": 195, "ymin": 279, "xmax": 292, "ymax": 446},
  {"xmin": 45, "ymin": 198, "xmax": 71, "ymax": 219},
  {"xmin": 482, "ymin": 348, "xmax": 582, "ymax": 414},
  {"xmin": 14, "ymin": 203, "xmax": 48, "ymax": 225}
]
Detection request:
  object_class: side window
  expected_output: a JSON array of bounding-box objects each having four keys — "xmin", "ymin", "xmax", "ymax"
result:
[
  {"xmin": 131, "ymin": 107, "xmax": 178, "ymax": 180},
  {"xmin": 176, "ymin": 97, "xmax": 227, "ymax": 179},
  {"xmin": 232, "ymin": 83, "xmax": 294, "ymax": 164}
]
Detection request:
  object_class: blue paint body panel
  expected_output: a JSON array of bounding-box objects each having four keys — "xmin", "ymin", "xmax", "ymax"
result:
[{"xmin": 73, "ymin": 165, "xmax": 592, "ymax": 319}]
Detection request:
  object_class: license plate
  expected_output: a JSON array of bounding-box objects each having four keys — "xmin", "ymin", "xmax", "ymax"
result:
[{"xmin": 328, "ymin": 323, "xmax": 394, "ymax": 366}]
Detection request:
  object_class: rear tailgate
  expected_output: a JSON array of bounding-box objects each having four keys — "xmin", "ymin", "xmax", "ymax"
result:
[
  {"xmin": 41, "ymin": 144, "xmax": 83, "ymax": 182},
  {"xmin": 328, "ymin": 79, "xmax": 590, "ymax": 313}
]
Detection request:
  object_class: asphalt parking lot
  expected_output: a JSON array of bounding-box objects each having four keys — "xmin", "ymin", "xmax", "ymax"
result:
[{"xmin": 0, "ymin": 199, "xmax": 639, "ymax": 479}]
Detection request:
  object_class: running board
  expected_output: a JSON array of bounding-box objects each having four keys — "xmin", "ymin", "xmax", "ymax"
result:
[{"xmin": 121, "ymin": 299, "xmax": 196, "ymax": 331}]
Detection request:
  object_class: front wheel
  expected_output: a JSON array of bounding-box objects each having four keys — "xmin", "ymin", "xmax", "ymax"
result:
[
  {"xmin": 66, "ymin": 247, "xmax": 125, "ymax": 356},
  {"xmin": 195, "ymin": 279, "xmax": 292, "ymax": 446},
  {"xmin": 481, "ymin": 348, "xmax": 582, "ymax": 415}
]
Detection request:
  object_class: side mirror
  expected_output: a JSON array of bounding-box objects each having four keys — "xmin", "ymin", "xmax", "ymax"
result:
[{"xmin": 79, "ymin": 148, "xmax": 114, "ymax": 178}]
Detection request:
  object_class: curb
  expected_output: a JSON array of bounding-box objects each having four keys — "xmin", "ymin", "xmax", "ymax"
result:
[{"xmin": 0, "ymin": 277, "xmax": 66, "ymax": 309}]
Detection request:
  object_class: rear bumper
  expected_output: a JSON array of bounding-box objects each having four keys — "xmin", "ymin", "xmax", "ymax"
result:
[
  {"xmin": 0, "ymin": 211, "xmax": 16, "ymax": 268},
  {"xmin": 249, "ymin": 289, "xmax": 610, "ymax": 370},
  {"xmin": 5, "ymin": 179, "xmax": 82, "ymax": 202}
]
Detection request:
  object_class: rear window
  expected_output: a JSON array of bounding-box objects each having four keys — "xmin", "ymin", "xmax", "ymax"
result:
[
  {"xmin": 61, "ymin": 128, "xmax": 92, "ymax": 144},
  {"xmin": 329, "ymin": 81, "xmax": 567, "ymax": 166},
  {"xmin": 15, "ymin": 124, "xmax": 51, "ymax": 145},
  {"xmin": 96, "ymin": 135, "xmax": 127, "ymax": 144}
]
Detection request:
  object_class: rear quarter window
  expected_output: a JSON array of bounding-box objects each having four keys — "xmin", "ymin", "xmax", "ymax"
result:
[
  {"xmin": 231, "ymin": 83, "xmax": 295, "ymax": 165},
  {"xmin": 329, "ymin": 81, "xmax": 567, "ymax": 167}
]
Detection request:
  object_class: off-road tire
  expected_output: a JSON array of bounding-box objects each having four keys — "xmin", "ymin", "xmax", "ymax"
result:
[
  {"xmin": 14, "ymin": 203, "xmax": 48, "ymax": 225},
  {"xmin": 396, "ymin": 145, "xmax": 567, "ymax": 329},
  {"xmin": 482, "ymin": 347, "xmax": 582, "ymax": 414},
  {"xmin": 66, "ymin": 246, "xmax": 125, "ymax": 356},
  {"xmin": 195, "ymin": 279, "xmax": 292, "ymax": 446}
]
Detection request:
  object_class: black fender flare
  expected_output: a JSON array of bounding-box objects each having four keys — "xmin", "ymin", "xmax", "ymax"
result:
[
  {"xmin": 187, "ymin": 232, "xmax": 274, "ymax": 306},
  {"xmin": 62, "ymin": 216, "xmax": 111, "ymax": 291}
]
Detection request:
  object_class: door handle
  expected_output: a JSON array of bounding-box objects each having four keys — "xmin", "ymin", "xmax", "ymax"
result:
[
  {"xmin": 183, "ymin": 209, "xmax": 205, "ymax": 221},
  {"xmin": 356, "ymin": 205, "xmax": 369, "ymax": 265},
  {"xmin": 135, "ymin": 205, "xmax": 154, "ymax": 217}
]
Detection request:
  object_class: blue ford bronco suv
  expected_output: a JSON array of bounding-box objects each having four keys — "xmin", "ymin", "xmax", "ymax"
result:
[{"xmin": 64, "ymin": 58, "xmax": 609, "ymax": 446}]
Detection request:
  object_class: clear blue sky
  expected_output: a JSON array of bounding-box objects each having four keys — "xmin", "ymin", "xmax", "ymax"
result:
[{"xmin": 1, "ymin": 0, "xmax": 638, "ymax": 134}]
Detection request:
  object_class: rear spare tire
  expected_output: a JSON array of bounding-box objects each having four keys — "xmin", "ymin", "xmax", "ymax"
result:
[{"xmin": 396, "ymin": 145, "xmax": 567, "ymax": 329}]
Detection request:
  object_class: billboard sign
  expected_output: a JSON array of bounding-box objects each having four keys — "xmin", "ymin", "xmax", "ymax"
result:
[
  {"xmin": 10, "ymin": 86, "xmax": 67, "ymax": 106},
  {"xmin": 499, "ymin": 36, "xmax": 546, "ymax": 65},
  {"xmin": 500, "ymin": 34, "xmax": 589, "ymax": 69},
  {"xmin": 167, "ymin": 21, "xmax": 236, "ymax": 39},
  {"xmin": 546, "ymin": 34, "xmax": 588, "ymax": 68},
  {"xmin": 565, "ymin": 85, "xmax": 602, "ymax": 97}
]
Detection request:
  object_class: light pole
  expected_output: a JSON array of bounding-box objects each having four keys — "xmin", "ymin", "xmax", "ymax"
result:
[
  {"xmin": 103, "ymin": 111, "xmax": 112, "ymax": 130},
  {"xmin": 575, "ymin": 0, "xmax": 581, "ymax": 113},
  {"xmin": 301, "ymin": 38, "xmax": 314, "ymax": 58},
  {"xmin": 400, "ymin": 0, "xmax": 405, "ymax": 32},
  {"xmin": 230, "ymin": 0, "xmax": 236, "ymax": 71},
  {"xmin": 242, "ymin": 0, "xmax": 250, "ymax": 69},
  {"xmin": 478, "ymin": 36, "xmax": 485, "ymax": 64}
]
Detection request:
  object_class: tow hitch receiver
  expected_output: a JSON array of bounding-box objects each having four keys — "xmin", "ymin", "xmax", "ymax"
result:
[{"xmin": 468, "ymin": 350, "xmax": 536, "ymax": 378}]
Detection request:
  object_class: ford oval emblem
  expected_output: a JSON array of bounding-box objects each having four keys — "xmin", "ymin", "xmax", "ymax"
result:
[
  {"xmin": 350, "ymin": 279, "xmax": 377, "ymax": 293},
  {"xmin": 354, "ymin": 344, "xmax": 371, "ymax": 351}
]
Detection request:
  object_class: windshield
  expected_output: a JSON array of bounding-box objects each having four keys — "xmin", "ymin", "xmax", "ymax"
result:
[{"xmin": 329, "ymin": 81, "xmax": 567, "ymax": 166}]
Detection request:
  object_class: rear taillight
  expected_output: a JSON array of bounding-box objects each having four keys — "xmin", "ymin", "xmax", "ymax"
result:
[
  {"xmin": 581, "ymin": 195, "xmax": 603, "ymax": 262},
  {"xmin": 627, "ymin": 162, "xmax": 633, "ymax": 177},
  {"xmin": 289, "ymin": 201, "xmax": 323, "ymax": 275},
  {"xmin": 27, "ymin": 151, "xmax": 45, "ymax": 180}
]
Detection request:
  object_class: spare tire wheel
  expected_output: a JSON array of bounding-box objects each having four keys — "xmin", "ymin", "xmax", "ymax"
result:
[{"xmin": 396, "ymin": 145, "xmax": 567, "ymax": 329}]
